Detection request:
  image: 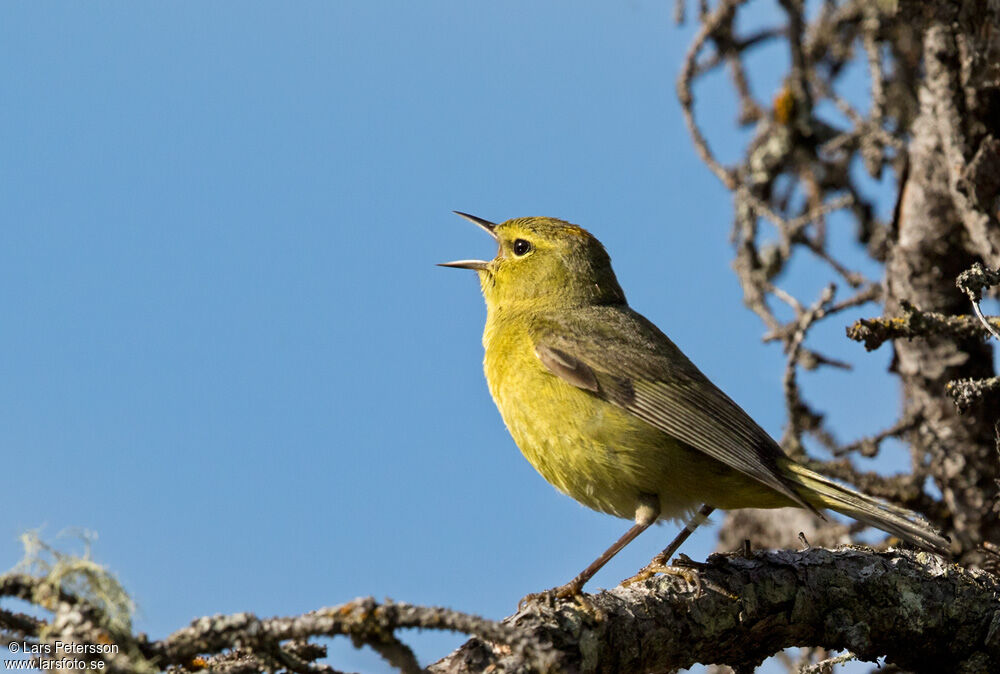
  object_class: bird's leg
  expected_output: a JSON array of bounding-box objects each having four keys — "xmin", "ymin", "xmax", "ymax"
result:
[
  {"xmin": 621, "ymin": 504, "xmax": 715, "ymax": 587},
  {"xmin": 520, "ymin": 496, "xmax": 659, "ymax": 610}
]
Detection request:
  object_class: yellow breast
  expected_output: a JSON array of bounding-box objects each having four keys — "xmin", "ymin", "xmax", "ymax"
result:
[{"xmin": 482, "ymin": 310, "xmax": 664, "ymax": 519}]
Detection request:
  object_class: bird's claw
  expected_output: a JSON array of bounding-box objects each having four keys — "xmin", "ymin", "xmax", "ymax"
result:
[
  {"xmin": 620, "ymin": 550, "xmax": 674, "ymax": 587},
  {"xmin": 621, "ymin": 555, "xmax": 705, "ymax": 596},
  {"xmin": 518, "ymin": 581, "xmax": 580, "ymax": 610},
  {"xmin": 620, "ymin": 568, "xmax": 655, "ymax": 587},
  {"xmin": 518, "ymin": 583, "xmax": 603, "ymax": 617},
  {"xmin": 623, "ymin": 555, "xmax": 740, "ymax": 601}
]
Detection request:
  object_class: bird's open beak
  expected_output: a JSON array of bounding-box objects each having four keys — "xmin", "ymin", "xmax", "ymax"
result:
[{"xmin": 438, "ymin": 211, "xmax": 498, "ymax": 271}]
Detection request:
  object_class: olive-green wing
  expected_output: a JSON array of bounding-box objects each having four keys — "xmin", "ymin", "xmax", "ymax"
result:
[{"xmin": 534, "ymin": 306, "xmax": 815, "ymax": 512}]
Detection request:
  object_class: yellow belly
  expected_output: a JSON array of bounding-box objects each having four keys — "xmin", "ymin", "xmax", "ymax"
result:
[{"xmin": 483, "ymin": 317, "xmax": 788, "ymax": 522}]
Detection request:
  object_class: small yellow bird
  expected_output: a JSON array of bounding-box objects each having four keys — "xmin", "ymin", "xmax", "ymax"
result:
[{"xmin": 441, "ymin": 213, "xmax": 949, "ymax": 598}]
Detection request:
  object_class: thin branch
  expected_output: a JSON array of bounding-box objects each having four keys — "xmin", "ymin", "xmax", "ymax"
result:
[
  {"xmin": 799, "ymin": 651, "xmax": 857, "ymax": 674},
  {"xmin": 781, "ymin": 284, "xmax": 837, "ymax": 456},
  {"xmin": 148, "ymin": 598, "xmax": 558, "ymax": 672},
  {"xmin": 846, "ymin": 300, "xmax": 1000, "ymax": 351},
  {"xmin": 836, "ymin": 410, "xmax": 921, "ymax": 458}
]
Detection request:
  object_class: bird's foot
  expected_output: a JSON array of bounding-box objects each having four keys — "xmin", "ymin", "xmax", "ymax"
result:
[
  {"xmin": 621, "ymin": 553, "xmax": 705, "ymax": 596},
  {"xmin": 620, "ymin": 567, "xmax": 655, "ymax": 587},
  {"xmin": 623, "ymin": 554, "xmax": 738, "ymax": 600},
  {"xmin": 518, "ymin": 581, "xmax": 582, "ymax": 610},
  {"xmin": 518, "ymin": 582, "xmax": 602, "ymax": 617},
  {"xmin": 619, "ymin": 549, "xmax": 673, "ymax": 588},
  {"xmin": 624, "ymin": 564, "xmax": 703, "ymax": 596}
]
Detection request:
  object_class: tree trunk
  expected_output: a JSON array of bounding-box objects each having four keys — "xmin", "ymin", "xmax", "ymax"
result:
[{"xmin": 887, "ymin": 15, "xmax": 1000, "ymax": 559}]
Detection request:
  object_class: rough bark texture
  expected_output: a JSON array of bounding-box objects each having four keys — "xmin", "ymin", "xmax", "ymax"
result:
[
  {"xmin": 886, "ymin": 13, "xmax": 1000, "ymax": 559},
  {"xmin": 430, "ymin": 549, "xmax": 1000, "ymax": 674},
  {"xmin": 4, "ymin": 548, "xmax": 998, "ymax": 674}
]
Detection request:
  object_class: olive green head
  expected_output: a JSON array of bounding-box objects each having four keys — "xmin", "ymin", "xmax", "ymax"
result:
[{"xmin": 440, "ymin": 212, "xmax": 626, "ymax": 309}]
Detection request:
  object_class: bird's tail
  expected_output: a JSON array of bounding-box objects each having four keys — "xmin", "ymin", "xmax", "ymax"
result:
[{"xmin": 781, "ymin": 460, "xmax": 951, "ymax": 554}]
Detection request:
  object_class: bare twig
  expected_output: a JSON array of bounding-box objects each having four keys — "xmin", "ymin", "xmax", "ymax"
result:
[
  {"xmin": 836, "ymin": 410, "xmax": 921, "ymax": 458},
  {"xmin": 798, "ymin": 650, "xmax": 857, "ymax": 674}
]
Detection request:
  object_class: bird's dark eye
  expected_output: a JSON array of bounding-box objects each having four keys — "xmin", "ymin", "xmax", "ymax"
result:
[{"xmin": 512, "ymin": 239, "xmax": 532, "ymax": 256}]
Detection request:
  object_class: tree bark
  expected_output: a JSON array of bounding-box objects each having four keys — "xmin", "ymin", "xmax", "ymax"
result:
[
  {"xmin": 886, "ymin": 13, "xmax": 1000, "ymax": 558},
  {"xmin": 430, "ymin": 549, "xmax": 1000, "ymax": 674}
]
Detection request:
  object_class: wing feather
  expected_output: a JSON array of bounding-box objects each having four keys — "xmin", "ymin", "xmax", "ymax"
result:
[{"xmin": 533, "ymin": 306, "xmax": 815, "ymax": 512}]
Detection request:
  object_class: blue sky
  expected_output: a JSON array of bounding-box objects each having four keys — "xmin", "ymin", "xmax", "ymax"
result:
[{"xmin": 1, "ymin": 2, "xmax": 908, "ymax": 671}]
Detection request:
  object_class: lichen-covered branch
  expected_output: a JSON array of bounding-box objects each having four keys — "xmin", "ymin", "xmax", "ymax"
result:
[
  {"xmin": 7, "ymin": 547, "xmax": 998, "ymax": 674},
  {"xmin": 846, "ymin": 301, "xmax": 1000, "ymax": 351},
  {"xmin": 148, "ymin": 598, "xmax": 558, "ymax": 674},
  {"xmin": 432, "ymin": 548, "xmax": 1000, "ymax": 674},
  {"xmin": 0, "ymin": 569, "xmax": 558, "ymax": 674}
]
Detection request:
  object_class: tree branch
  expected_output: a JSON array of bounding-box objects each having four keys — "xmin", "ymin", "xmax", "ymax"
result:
[
  {"xmin": 7, "ymin": 549, "xmax": 997, "ymax": 673},
  {"xmin": 431, "ymin": 548, "xmax": 1000, "ymax": 674},
  {"xmin": 845, "ymin": 300, "xmax": 1000, "ymax": 351}
]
